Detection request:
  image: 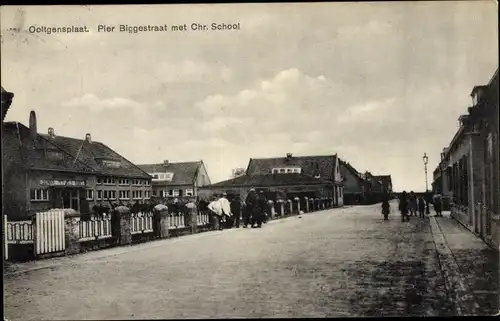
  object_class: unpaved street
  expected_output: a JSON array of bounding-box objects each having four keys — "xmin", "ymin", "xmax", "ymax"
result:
[{"xmin": 4, "ymin": 202, "xmax": 454, "ymax": 319}]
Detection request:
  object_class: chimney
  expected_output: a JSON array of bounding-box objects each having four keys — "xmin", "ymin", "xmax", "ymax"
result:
[
  {"xmin": 286, "ymin": 153, "xmax": 292, "ymax": 158},
  {"xmin": 48, "ymin": 127, "xmax": 55, "ymax": 138},
  {"xmin": 163, "ymin": 160, "xmax": 169, "ymax": 165},
  {"xmin": 85, "ymin": 133, "xmax": 92, "ymax": 144},
  {"xmin": 29, "ymin": 110, "xmax": 37, "ymax": 140}
]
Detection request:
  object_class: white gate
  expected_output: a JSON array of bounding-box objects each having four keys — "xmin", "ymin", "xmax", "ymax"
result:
[
  {"xmin": 36, "ymin": 209, "xmax": 66, "ymax": 255},
  {"xmin": 4, "ymin": 215, "xmax": 35, "ymax": 260}
]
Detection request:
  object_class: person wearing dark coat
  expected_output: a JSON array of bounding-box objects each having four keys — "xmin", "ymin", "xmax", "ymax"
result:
[
  {"xmin": 399, "ymin": 191, "xmax": 410, "ymax": 222},
  {"xmin": 418, "ymin": 196, "xmax": 426, "ymax": 218},
  {"xmin": 256, "ymin": 191, "xmax": 268, "ymax": 227},
  {"xmin": 244, "ymin": 189, "xmax": 258, "ymax": 228},
  {"xmin": 381, "ymin": 194, "xmax": 390, "ymax": 220},
  {"xmin": 230, "ymin": 196, "xmax": 242, "ymax": 228}
]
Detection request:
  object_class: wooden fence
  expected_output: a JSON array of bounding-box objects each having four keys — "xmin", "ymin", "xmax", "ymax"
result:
[
  {"xmin": 130, "ymin": 212, "xmax": 154, "ymax": 235},
  {"xmin": 197, "ymin": 212, "xmax": 210, "ymax": 226},
  {"xmin": 79, "ymin": 214, "xmax": 113, "ymax": 241},
  {"xmin": 35, "ymin": 209, "xmax": 66, "ymax": 256}
]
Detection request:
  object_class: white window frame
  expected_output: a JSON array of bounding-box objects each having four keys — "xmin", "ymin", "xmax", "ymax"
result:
[
  {"xmin": 173, "ymin": 190, "xmax": 179, "ymax": 197},
  {"xmin": 168, "ymin": 190, "xmax": 174, "ymax": 196},
  {"xmin": 104, "ymin": 190, "xmax": 116, "ymax": 200},
  {"xmin": 144, "ymin": 191, "xmax": 151, "ymax": 199},
  {"xmin": 185, "ymin": 189, "xmax": 194, "ymax": 196},
  {"xmin": 31, "ymin": 189, "xmax": 49, "ymax": 201},
  {"xmin": 86, "ymin": 189, "xmax": 94, "ymax": 200},
  {"xmin": 97, "ymin": 190, "xmax": 103, "ymax": 200}
]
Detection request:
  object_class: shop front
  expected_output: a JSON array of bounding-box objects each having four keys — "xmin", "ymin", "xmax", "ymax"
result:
[{"xmin": 28, "ymin": 173, "xmax": 94, "ymax": 215}]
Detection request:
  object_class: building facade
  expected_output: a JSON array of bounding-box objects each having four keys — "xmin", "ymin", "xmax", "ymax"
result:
[
  {"xmin": 200, "ymin": 153, "xmax": 344, "ymax": 206},
  {"xmin": 3, "ymin": 110, "xmax": 153, "ymax": 220},
  {"xmin": 137, "ymin": 160, "xmax": 211, "ymax": 203},
  {"xmin": 339, "ymin": 160, "xmax": 367, "ymax": 205},
  {"xmin": 434, "ymin": 68, "xmax": 499, "ymax": 248}
]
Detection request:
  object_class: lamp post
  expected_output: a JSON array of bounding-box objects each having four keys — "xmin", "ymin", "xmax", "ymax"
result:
[{"xmin": 423, "ymin": 153, "xmax": 430, "ymax": 214}]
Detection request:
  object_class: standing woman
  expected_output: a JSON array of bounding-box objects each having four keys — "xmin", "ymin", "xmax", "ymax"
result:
[{"xmin": 399, "ymin": 191, "xmax": 410, "ymax": 222}]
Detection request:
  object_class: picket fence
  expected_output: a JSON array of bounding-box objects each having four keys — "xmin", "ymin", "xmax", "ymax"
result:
[
  {"xmin": 130, "ymin": 212, "xmax": 154, "ymax": 235},
  {"xmin": 4, "ymin": 209, "xmax": 66, "ymax": 260},
  {"xmin": 4, "ymin": 209, "xmax": 214, "ymax": 261}
]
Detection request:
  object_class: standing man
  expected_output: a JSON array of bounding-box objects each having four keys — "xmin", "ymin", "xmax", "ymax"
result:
[
  {"xmin": 244, "ymin": 188, "xmax": 258, "ymax": 228},
  {"xmin": 257, "ymin": 191, "xmax": 268, "ymax": 226},
  {"xmin": 230, "ymin": 195, "xmax": 242, "ymax": 228}
]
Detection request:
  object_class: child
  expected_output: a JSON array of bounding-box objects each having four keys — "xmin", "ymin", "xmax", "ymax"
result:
[{"xmin": 381, "ymin": 198, "xmax": 390, "ymax": 220}]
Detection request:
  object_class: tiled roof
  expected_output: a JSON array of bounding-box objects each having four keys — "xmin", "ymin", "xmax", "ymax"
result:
[
  {"xmin": 38, "ymin": 133, "xmax": 151, "ymax": 178},
  {"xmin": 2, "ymin": 122, "xmax": 96, "ymax": 173},
  {"xmin": 1, "ymin": 87, "xmax": 14, "ymax": 122},
  {"xmin": 209, "ymin": 173, "xmax": 332, "ymax": 188},
  {"xmin": 339, "ymin": 159, "xmax": 364, "ymax": 183},
  {"xmin": 137, "ymin": 161, "xmax": 202, "ymax": 185},
  {"xmin": 246, "ymin": 154, "xmax": 338, "ymax": 181}
]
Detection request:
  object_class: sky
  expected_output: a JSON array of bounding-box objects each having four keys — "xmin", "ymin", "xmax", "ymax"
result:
[{"xmin": 1, "ymin": 2, "xmax": 498, "ymax": 191}]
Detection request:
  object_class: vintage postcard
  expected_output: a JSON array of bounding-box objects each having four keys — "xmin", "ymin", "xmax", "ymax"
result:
[{"xmin": 1, "ymin": 2, "xmax": 499, "ymax": 319}]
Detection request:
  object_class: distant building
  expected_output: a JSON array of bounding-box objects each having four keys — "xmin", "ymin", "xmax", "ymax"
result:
[
  {"xmin": 200, "ymin": 153, "xmax": 344, "ymax": 206},
  {"xmin": 137, "ymin": 161, "xmax": 211, "ymax": 202},
  {"xmin": 339, "ymin": 160, "xmax": 368, "ymax": 205},
  {"xmin": 2, "ymin": 110, "xmax": 152, "ymax": 220},
  {"xmin": 373, "ymin": 175, "xmax": 393, "ymax": 194}
]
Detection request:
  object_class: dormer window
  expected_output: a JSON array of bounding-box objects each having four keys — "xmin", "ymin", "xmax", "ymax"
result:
[
  {"xmin": 273, "ymin": 167, "xmax": 301, "ymax": 174},
  {"xmin": 101, "ymin": 159, "xmax": 121, "ymax": 168}
]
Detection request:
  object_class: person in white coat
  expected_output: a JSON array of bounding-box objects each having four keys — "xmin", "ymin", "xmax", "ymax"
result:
[{"xmin": 219, "ymin": 193, "xmax": 233, "ymax": 229}]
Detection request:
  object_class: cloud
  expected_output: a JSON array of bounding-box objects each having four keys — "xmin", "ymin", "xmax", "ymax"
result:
[
  {"xmin": 156, "ymin": 60, "xmax": 233, "ymax": 83},
  {"xmin": 62, "ymin": 93, "xmax": 143, "ymax": 112}
]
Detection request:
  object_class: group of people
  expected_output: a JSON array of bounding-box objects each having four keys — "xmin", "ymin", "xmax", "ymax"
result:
[
  {"xmin": 384, "ymin": 190, "xmax": 443, "ymax": 222},
  {"xmin": 204, "ymin": 188, "xmax": 270, "ymax": 230}
]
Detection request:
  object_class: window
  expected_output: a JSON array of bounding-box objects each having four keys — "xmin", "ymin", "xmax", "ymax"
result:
[
  {"xmin": 185, "ymin": 189, "xmax": 194, "ymax": 196},
  {"xmin": 178, "ymin": 189, "xmax": 184, "ymax": 197},
  {"xmin": 119, "ymin": 190, "xmax": 130, "ymax": 200},
  {"xmin": 279, "ymin": 169, "xmax": 286, "ymax": 173},
  {"xmin": 168, "ymin": 190, "xmax": 174, "ymax": 196},
  {"xmin": 286, "ymin": 168, "xmax": 293, "ymax": 173},
  {"xmin": 173, "ymin": 190, "xmax": 179, "ymax": 197},
  {"xmin": 97, "ymin": 190, "xmax": 103, "ymax": 200},
  {"xmin": 102, "ymin": 177, "xmax": 116, "ymax": 185},
  {"xmin": 152, "ymin": 173, "xmax": 159, "ymax": 179},
  {"xmin": 86, "ymin": 189, "xmax": 94, "ymax": 200},
  {"xmin": 97, "ymin": 177, "xmax": 102, "ymax": 185},
  {"xmin": 272, "ymin": 169, "xmax": 279, "ymax": 174},
  {"xmin": 132, "ymin": 191, "xmax": 143, "ymax": 199},
  {"xmin": 161, "ymin": 190, "xmax": 168, "ymax": 198},
  {"xmin": 144, "ymin": 191, "xmax": 151, "ymax": 199},
  {"xmin": 145, "ymin": 180, "xmax": 151, "ymax": 186},
  {"xmin": 132, "ymin": 179, "xmax": 141, "ymax": 186},
  {"xmin": 101, "ymin": 160, "xmax": 121, "ymax": 168},
  {"xmin": 31, "ymin": 189, "xmax": 49, "ymax": 201},
  {"xmin": 103, "ymin": 190, "xmax": 116, "ymax": 200},
  {"xmin": 118, "ymin": 178, "xmax": 129, "ymax": 186},
  {"xmin": 152, "ymin": 190, "xmax": 157, "ymax": 197}
]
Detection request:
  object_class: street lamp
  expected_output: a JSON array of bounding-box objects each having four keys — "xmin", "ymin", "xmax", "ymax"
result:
[{"xmin": 423, "ymin": 153, "xmax": 430, "ymax": 214}]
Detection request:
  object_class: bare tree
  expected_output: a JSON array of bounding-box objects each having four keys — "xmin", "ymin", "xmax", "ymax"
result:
[{"xmin": 232, "ymin": 167, "xmax": 246, "ymax": 178}]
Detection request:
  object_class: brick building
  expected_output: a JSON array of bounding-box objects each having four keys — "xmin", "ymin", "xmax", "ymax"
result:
[
  {"xmin": 137, "ymin": 160, "xmax": 211, "ymax": 203},
  {"xmin": 199, "ymin": 153, "xmax": 344, "ymax": 205},
  {"xmin": 434, "ymin": 68, "xmax": 499, "ymax": 248},
  {"xmin": 339, "ymin": 160, "xmax": 368, "ymax": 205},
  {"xmin": 2, "ymin": 110, "xmax": 152, "ymax": 220}
]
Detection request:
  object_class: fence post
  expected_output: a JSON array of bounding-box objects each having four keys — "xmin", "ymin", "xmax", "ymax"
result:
[
  {"xmin": 186, "ymin": 202, "xmax": 197, "ymax": 234},
  {"xmin": 268, "ymin": 200, "xmax": 275, "ymax": 220},
  {"xmin": 153, "ymin": 204, "xmax": 169, "ymax": 239},
  {"xmin": 304, "ymin": 197, "xmax": 309, "ymax": 213},
  {"xmin": 113, "ymin": 206, "xmax": 132, "ymax": 246},
  {"xmin": 275, "ymin": 200, "xmax": 283, "ymax": 217},
  {"xmin": 294, "ymin": 197, "xmax": 300, "ymax": 215},
  {"xmin": 64, "ymin": 209, "xmax": 81, "ymax": 256},
  {"xmin": 4, "ymin": 215, "xmax": 8, "ymax": 261}
]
